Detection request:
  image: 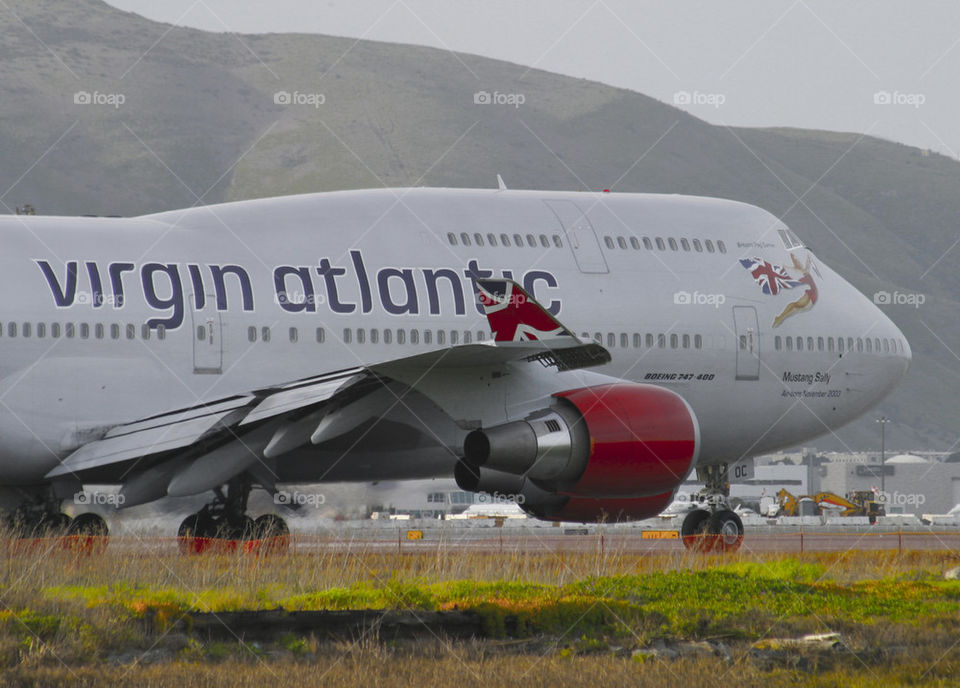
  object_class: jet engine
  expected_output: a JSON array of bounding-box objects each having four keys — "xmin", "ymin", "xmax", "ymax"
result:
[{"xmin": 460, "ymin": 383, "xmax": 698, "ymax": 521}]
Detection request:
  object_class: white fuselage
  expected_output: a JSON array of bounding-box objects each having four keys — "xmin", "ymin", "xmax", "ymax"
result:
[{"xmin": 0, "ymin": 188, "xmax": 910, "ymax": 485}]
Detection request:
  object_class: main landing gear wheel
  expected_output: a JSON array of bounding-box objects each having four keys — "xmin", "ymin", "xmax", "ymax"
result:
[
  {"xmin": 65, "ymin": 513, "xmax": 109, "ymax": 555},
  {"xmin": 708, "ymin": 509, "xmax": 743, "ymax": 553},
  {"xmin": 681, "ymin": 509, "xmax": 714, "ymax": 551},
  {"xmin": 176, "ymin": 477, "xmax": 291, "ymax": 555}
]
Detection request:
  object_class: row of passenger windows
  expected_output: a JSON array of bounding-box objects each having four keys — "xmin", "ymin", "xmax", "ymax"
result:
[
  {"xmin": 447, "ymin": 232, "xmax": 563, "ymax": 249},
  {"xmin": 774, "ymin": 335, "xmax": 906, "ymax": 355},
  {"xmin": 248, "ymin": 326, "xmax": 492, "ymax": 346},
  {"xmin": 585, "ymin": 331, "xmax": 706, "ymax": 350},
  {"xmin": 604, "ymin": 235, "xmax": 728, "ymax": 254},
  {"xmin": 0, "ymin": 321, "xmax": 166, "ymax": 340}
]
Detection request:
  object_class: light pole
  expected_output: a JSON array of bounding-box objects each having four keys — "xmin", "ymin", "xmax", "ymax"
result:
[{"xmin": 876, "ymin": 416, "xmax": 890, "ymax": 498}]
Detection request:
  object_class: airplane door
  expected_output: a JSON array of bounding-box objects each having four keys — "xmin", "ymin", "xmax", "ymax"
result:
[
  {"xmin": 191, "ymin": 293, "xmax": 222, "ymax": 374},
  {"xmin": 733, "ymin": 306, "xmax": 760, "ymax": 381},
  {"xmin": 544, "ymin": 200, "xmax": 609, "ymax": 273}
]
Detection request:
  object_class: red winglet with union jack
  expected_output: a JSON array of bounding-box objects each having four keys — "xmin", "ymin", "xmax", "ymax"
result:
[{"xmin": 474, "ymin": 280, "xmax": 574, "ymax": 343}]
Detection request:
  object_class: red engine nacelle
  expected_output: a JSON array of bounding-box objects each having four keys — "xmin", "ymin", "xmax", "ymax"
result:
[
  {"xmin": 463, "ymin": 382, "xmax": 698, "ymax": 499},
  {"xmin": 554, "ymin": 383, "xmax": 699, "ymax": 497}
]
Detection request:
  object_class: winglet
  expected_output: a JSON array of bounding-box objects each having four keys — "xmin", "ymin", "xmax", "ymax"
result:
[
  {"xmin": 474, "ymin": 279, "xmax": 573, "ymax": 343},
  {"xmin": 496, "ymin": 174, "xmax": 507, "ymax": 191}
]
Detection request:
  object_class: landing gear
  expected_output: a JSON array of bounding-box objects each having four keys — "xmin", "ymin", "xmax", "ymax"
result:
[
  {"xmin": 680, "ymin": 463, "xmax": 744, "ymax": 553},
  {"xmin": 177, "ymin": 476, "xmax": 290, "ymax": 554},
  {"xmin": 4, "ymin": 490, "xmax": 110, "ymax": 555}
]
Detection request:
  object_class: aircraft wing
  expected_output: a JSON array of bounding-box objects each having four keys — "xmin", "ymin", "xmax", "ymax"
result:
[{"xmin": 45, "ymin": 279, "xmax": 610, "ymax": 506}]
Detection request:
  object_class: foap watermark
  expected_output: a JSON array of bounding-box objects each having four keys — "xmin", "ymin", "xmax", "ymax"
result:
[
  {"xmin": 878, "ymin": 490, "xmax": 926, "ymax": 507},
  {"xmin": 74, "ymin": 490, "xmax": 125, "ymax": 507},
  {"xmin": 274, "ymin": 489, "xmax": 326, "ymax": 508},
  {"xmin": 873, "ymin": 290, "xmax": 925, "ymax": 308},
  {"xmin": 74, "ymin": 90, "xmax": 125, "ymax": 109},
  {"xmin": 674, "ymin": 290, "xmax": 726, "ymax": 308},
  {"xmin": 477, "ymin": 492, "xmax": 525, "ymax": 505},
  {"xmin": 673, "ymin": 90, "xmax": 726, "ymax": 108},
  {"xmin": 873, "ymin": 90, "xmax": 925, "ymax": 108},
  {"xmin": 274, "ymin": 91, "xmax": 326, "ymax": 108},
  {"xmin": 473, "ymin": 91, "xmax": 525, "ymax": 108},
  {"xmin": 274, "ymin": 290, "xmax": 327, "ymax": 308}
]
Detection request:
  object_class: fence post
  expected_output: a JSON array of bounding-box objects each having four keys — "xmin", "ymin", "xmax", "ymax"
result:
[
  {"xmin": 800, "ymin": 528, "xmax": 804, "ymax": 554},
  {"xmin": 601, "ymin": 532, "xmax": 605, "ymax": 558},
  {"xmin": 898, "ymin": 527, "xmax": 902, "ymax": 555},
  {"xmin": 398, "ymin": 528, "xmax": 402, "ymax": 554},
  {"xmin": 499, "ymin": 528, "xmax": 503, "ymax": 553}
]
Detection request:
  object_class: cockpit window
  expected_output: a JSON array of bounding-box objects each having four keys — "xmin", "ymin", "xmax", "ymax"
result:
[{"xmin": 777, "ymin": 227, "xmax": 804, "ymax": 250}]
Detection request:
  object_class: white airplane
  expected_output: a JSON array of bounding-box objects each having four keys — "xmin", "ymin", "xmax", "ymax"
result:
[{"xmin": 0, "ymin": 186, "xmax": 910, "ymax": 551}]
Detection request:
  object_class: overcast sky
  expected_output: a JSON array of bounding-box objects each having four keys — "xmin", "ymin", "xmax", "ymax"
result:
[{"xmin": 106, "ymin": 0, "xmax": 960, "ymax": 157}]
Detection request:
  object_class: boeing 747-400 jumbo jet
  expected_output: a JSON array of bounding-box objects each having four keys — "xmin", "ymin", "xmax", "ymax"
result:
[{"xmin": 0, "ymin": 186, "xmax": 910, "ymax": 551}]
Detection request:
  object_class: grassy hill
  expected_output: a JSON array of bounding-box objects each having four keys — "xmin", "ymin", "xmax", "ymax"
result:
[{"xmin": 1, "ymin": 0, "xmax": 957, "ymax": 452}]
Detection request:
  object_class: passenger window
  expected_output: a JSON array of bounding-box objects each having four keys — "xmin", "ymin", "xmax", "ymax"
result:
[
  {"xmin": 604, "ymin": 236, "xmax": 615, "ymax": 249},
  {"xmin": 450, "ymin": 330, "xmax": 459, "ymax": 345},
  {"xmin": 807, "ymin": 336, "xmax": 814, "ymax": 351},
  {"xmin": 157, "ymin": 325, "xmax": 166, "ymax": 341},
  {"xmin": 671, "ymin": 334, "xmax": 679, "ymax": 348},
  {"xmin": 617, "ymin": 237, "xmax": 627, "ymax": 250},
  {"xmin": 526, "ymin": 234, "xmax": 536, "ymax": 247},
  {"xmin": 620, "ymin": 333, "xmax": 628, "ymax": 348},
  {"xmin": 460, "ymin": 232, "xmax": 471, "ymax": 246},
  {"xmin": 633, "ymin": 333, "xmax": 641, "ymax": 348},
  {"xmin": 111, "ymin": 324, "xmax": 120, "ymax": 340},
  {"xmin": 847, "ymin": 337, "xmax": 854, "ymax": 352},
  {"xmin": 53, "ymin": 323, "xmax": 61, "ymax": 338},
  {"xmin": 384, "ymin": 329, "xmax": 393, "ymax": 344},
  {"xmin": 817, "ymin": 337, "xmax": 824, "ymax": 351},
  {"xmin": 837, "ymin": 337, "xmax": 844, "ymax": 354},
  {"xmin": 875, "ymin": 337, "xmax": 881, "ymax": 353},
  {"xmin": 437, "ymin": 330, "xmax": 445, "ymax": 345},
  {"xmin": 66, "ymin": 323, "xmax": 75, "ymax": 338},
  {"xmin": 343, "ymin": 328, "xmax": 352, "ymax": 344},
  {"xmin": 630, "ymin": 237, "xmax": 641, "ymax": 250},
  {"xmin": 316, "ymin": 327, "xmax": 325, "ymax": 343},
  {"xmin": 356, "ymin": 328, "xmax": 364, "ymax": 344},
  {"xmin": 370, "ymin": 328, "xmax": 379, "ymax": 344},
  {"xmin": 8, "ymin": 322, "xmax": 16, "ymax": 338},
  {"xmin": 248, "ymin": 326, "xmax": 257, "ymax": 342},
  {"xmin": 487, "ymin": 233, "xmax": 497, "ymax": 246},
  {"xmin": 410, "ymin": 329, "xmax": 420, "ymax": 344},
  {"xmin": 694, "ymin": 335, "xmax": 702, "ymax": 349},
  {"xmin": 95, "ymin": 323, "xmax": 104, "ymax": 339},
  {"xmin": 775, "ymin": 336, "xmax": 782, "ymax": 351},
  {"xmin": 705, "ymin": 240, "xmax": 715, "ymax": 253},
  {"xmin": 126, "ymin": 324, "xmax": 135, "ymax": 340},
  {"xmin": 474, "ymin": 233, "xmax": 484, "ymax": 247},
  {"xmin": 540, "ymin": 234, "xmax": 550, "ymax": 248},
  {"xmin": 681, "ymin": 238, "xmax": 690, "ymax": 251},
  {"xmin": 866, "ymin": 338, "xmax": 873, "ymax": 353},
  {"xmin": 447, "ymin": 232, "xmax": 457, "ymax": 245},
  {"xmin": 607, "ymin": 333, "xmax": 616, "ymax": 347},
  {"xmin": 82, "ymin": 323, "xmax": 91, "ymax": 339},
  {"xmin": 828, "ymin": 337, "xmax": 834, "ymax": 352},
  {"xmin": 657, "ymin": 334, "xmax": 666, "ymax": 349},
  {"xmin": 739, "ymin": 335, "xmax": 747, "ymax": 350},
  {"xmin": 655, "ymin": 238, "xmax": 665, "ymax": 250},
  {"xmin": 197, "ymin": 326, "xmax": 206, "ymax": 342},
  {"xmin": 397, "ymin": 329, "xmax": 405, "ymax": 345},
  {"xmin": 796, "ymin": 337, "xmax": 803, "ymax": 351},
  {"xmin": 717, "ymin": 240, "xmax": 727, "ymax": 253},
  {"xmin": 668, "ymin": 238, "xmax": 678, "ymax": 251},
  {"xmin": 643, "ymin": 237, "xmax": 653, "ymax": 250},
  {"xmin": 37, "ymin": 323, "xmax": 46, "ymax": 338},
  {"xmin": 693, "ymin": 239, "xmax": 703, "ymax": 252},
  {"xmin": 500, "ymin": 233, "xmax": 511, "ymax": 246},
  {"xmin": 289, "ymin": 327, "xmax": 299, "ymax": 343},
  {"xmin": 423, "ymin": 329, "xmax": 432, "ymax": 345},
  {"xmin": 261, "ymin": 326, "xmax": 271, "ymax": 343},
  {"xmin": 857, "ymin": 338, "xmax": 863, "ymax": 352},
  {"xmin": 553, "ymin": 235, "xmax": 563, "ymax": 248},
  {"xmin": 594, "ymin": 332, "xmax": 602, "ymax": 343},
  {"xmin": 682, "ymin": 334, "xmax": 690, "ymax": 349},
  {"xmin": 513, "ymin": 234, "xmax": 523, "ymax": 247},
  {"xmin": 22, "ymin": 322, "xmax": 31, "ymax": 338},
  {"xmin": 646, "ymin": 334, "xmax": 654, "ymax": 348},
  {"xmin": 463, "ymin": 331, "xmax": 471, "ymax": 344}
]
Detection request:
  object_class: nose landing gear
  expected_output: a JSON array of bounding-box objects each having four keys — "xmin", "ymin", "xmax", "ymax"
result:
[{"xmin": 680, "ymin": 463, "xmax": 744, "ymax": 553}]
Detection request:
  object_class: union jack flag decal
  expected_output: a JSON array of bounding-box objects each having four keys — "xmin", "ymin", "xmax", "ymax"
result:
[
  {"xmin": 739, "ymin": 257, "xmax": 802, "ymax": 296},
  {"xmin": 475, "ymin": 280, "xmax": 572, "ymax": 343}
]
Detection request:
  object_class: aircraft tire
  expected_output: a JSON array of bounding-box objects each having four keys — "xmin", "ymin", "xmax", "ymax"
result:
[
  {"xmin": 708, "ymin": 509, "xmax": 744, "ymax": 552},
  {"xmin": 680, "ymin": 509, "xmax": 714, "ymax": 551}
]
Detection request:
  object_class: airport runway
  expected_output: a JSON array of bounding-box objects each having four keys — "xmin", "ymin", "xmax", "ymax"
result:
[{"xmin": 97, "ymin": 524, "xmax": 960, "ymax": 555}]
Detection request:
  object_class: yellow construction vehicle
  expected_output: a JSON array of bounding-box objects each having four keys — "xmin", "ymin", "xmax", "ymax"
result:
[{"xmin": 776, "ymin": 489, "xmax": 885, "ymax": 522}]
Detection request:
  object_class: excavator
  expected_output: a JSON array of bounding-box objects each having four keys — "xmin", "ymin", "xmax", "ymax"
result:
[{"xmin": 776, "ymin": 489, "xmax": 885, "ymax": 523}]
